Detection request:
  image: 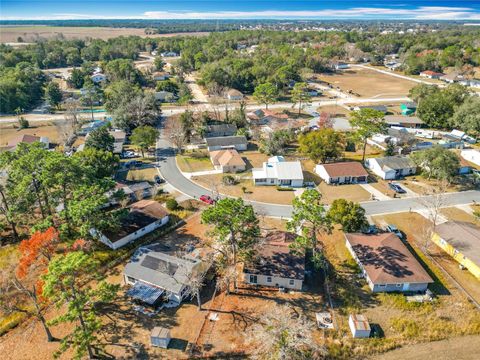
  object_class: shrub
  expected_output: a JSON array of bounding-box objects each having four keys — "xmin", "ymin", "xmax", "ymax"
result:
[
  {"xmin": 182, "ymin": 199, "xmax": 196, "ymax": 211},
  {"xmin": 222, "ymin": 175, "xmax": 236, "ymax": 185},
  {"xmin": 276, "ymin": 186, "xmax": 294, "ymax": 191},
  {"xmin": 18, "ymin": 117, "xmax": 29, "ymax": 129},
  {"xmin": 166, "ymin": 198, "xmax": 179, "ymax": 211}
]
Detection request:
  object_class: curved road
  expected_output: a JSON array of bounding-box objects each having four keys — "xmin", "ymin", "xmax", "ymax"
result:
[{"xmin": 156, "ymin": 120, "xmax": 480, "ymax": 218}]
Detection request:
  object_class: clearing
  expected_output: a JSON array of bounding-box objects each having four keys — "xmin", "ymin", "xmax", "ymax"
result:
[
  {"xmin": 0, "ymin": 26, "xmax": 209, "ymax": 42},
  {"xmin": 318, "ymin": 67, "xmax": 415, "ymax": 99}
]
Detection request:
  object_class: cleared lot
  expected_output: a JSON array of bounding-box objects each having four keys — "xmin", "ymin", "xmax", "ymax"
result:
[{"xmin": 318, "ymin": 68, "xmax": 415, "ymax": 99}]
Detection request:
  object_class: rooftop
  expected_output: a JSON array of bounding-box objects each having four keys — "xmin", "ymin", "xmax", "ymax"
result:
[
  {"xmin": 124, "ymin": 244, "xmax": 201, "ymax": 294},
  {"xmin": 252, "ymin": 158, "xmax": 304, "ymax": 181},
  {"xmin": 319, "ymin": 162, "xmax": 368, "ymax": 178},
  {"xmin": 210, "ymin": 149, "xmax": 246, "ymax": 167},
  {"xmin": 371, "ymin": 156, "xmax": 416, "ymax": 171},
  {"xmin": 243, "ymin": 231, "xmax": 305, "ymax": 280},
  {"xmin": 384, "ymin": 115, "xmax": 424, "ymax": 125},
  {"xmin": 205, "ymin": 135, "xmax": 247, "ymax": 147},
  {"xmin": 345, "ymin": 232, "xmax": 433, "ymax": 285},
  {"xmin": 434, "ymin": 221, "xmax": 480, "ymax": 266}
]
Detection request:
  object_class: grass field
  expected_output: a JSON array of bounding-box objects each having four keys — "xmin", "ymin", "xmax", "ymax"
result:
[
  {"xmin": 0, "ymin": 26, "xmax": 209, "ymax": 42},
  {"xmin": 318, "ymin": 67, "xmax": 415, "ymax": 98},
  {"xmin": 0, "ymin": 121, "xmax": 62, "ymax": 147}
]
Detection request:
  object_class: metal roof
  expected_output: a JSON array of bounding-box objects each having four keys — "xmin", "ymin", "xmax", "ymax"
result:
[{"xmin": 126, "ymin": 282, "xmax": 165, "ymax": 305}]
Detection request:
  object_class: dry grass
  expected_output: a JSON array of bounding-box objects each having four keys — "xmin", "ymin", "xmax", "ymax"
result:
[
  {"xmin": 176, "ymin": 153, "xmax": 214, "ymax": 172},
  {"xmin": 0, "ymin": 121, "xmax": 63, "ymax": 147},
  {"xmin": 317, "ymin": 182, "xmax": 371, "ymax": 204},
  {"xmin": 318, "ymin": 68, "xmax": 415, "ymax": 98},
  {"xmin": 124, "ymin": 167, "xmax": 158, "ymax": 182},
  {"xmin": 0, "ymin": 26, "xmax": 209, "ymax": 42},
  {"xmin": 440, "ymin": 207, "xmax": 480, "ymax": 225}
]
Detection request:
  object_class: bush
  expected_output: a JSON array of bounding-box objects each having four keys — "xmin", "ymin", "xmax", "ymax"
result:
[
  {"xmin": 182, "ymin": 199, "xmax": 196, "ymax": 211},
  {"xmin": 276, "ymin": 186, "xmax": 294, "ymax": 191},
  {"xmin": 222, "ymin": 175, "xmax": 236, "ymax": 185},
  {"xmin": 18, "ymin": 117, "xmax": 29, "ymax": 129},
  {"xmin": 166, "ymin": 198, "xmax": 179, "ymax": 211}
]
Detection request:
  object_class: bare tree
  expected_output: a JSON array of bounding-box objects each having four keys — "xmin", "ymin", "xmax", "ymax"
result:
[
  {"xmin": 164, "ymin": 117, "xmax": 186, "ymax": 152},
  {"xmin": 416, "ymin": 181, "xmax": 448, "ymax": 253},
  {"xmin": 249, "ymin": 305, "xmax": 325, "ymax": 360}
]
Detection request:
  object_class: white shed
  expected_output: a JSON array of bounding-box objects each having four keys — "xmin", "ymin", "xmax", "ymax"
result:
[
  {"xmin": 348, "ymin": 314, "xmax": 371, "ymax": 338},
  {"xmin": 150, "ymin": 326, "xmax": 171, "ymax": 348}
]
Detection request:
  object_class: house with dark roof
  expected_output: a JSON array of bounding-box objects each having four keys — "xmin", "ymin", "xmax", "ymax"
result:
[
  {"xmin": 384, "ymin": 115, "xmax": 423, "ymax": 128},
  {"xmin": 243, "ymin": 231, "xmax": 305, "ymax": 290},
  {"xmin": 90, "ymin": 200, "xmax": 169, "ymax": 249},
  {"xmin": 124, "ymin": 243, "xmax": 204, "ymax": 305},
  {"xmin": 315, "ymin": 162, "xmax": 368, "ymax": 185},
  {"xmin": 205, "ymin": 124, "xmax": 238, "ymax": 138},
  {"xmin": 205, "ymin": 135, "xmax": 247, "ymax": 151},
  {"xmin": 365, "ymin": 156, "xmax": 417, "ymax": 180},
  {"xmin": 432, "ymin": 221, "xmax": 480, "ymax": 279},
  {"xmin": 354, "ymin": 105, "xmax": 388, "ymax": 114},
  {"xmin": 345, "ymin": 233, "xmax": 433, "ymax": 293}
]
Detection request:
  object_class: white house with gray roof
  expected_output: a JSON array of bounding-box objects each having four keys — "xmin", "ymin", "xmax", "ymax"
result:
[
  {"xmin": 124, "ymin": 244, "xmax": 205, "ymax": 305},
  {"xmin": 365, "ymin": 156, "xmax": 417, "ymax": 180},
  {"xmin": 205, "ymin": 135, "xmax": 247, "ymax": 151},
  {"xmin": 252, "ymin": 156, "xmax": 304, "ymax": 187}
]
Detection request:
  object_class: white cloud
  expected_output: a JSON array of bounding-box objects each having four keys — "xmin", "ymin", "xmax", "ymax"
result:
[{"xmin": 2, "ymin": 6, "xmax": 480, "ymax": 21}]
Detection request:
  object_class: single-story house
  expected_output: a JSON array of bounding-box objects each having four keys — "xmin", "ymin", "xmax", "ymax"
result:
[
  {"xmin": 124, "ymin": 243, "xmax": 204, "ymax": 305},
  {"xmin": 78, "ymin": 120, "xmax": 108, "ymax": 136},
  {"xmin": 90, "ymin": 200, "xmax": 169, "ymax": 250},
  {"xmin": 440, "ymin": 73, "xmax": 463, "ymax": 84},
  {"xmin": 205, "ymin": 135, "xmax": 248, "ymax": 152},
  {"xmin": 461, "ymin": 149, "xmax": 480, "ymax": 166},
  {"xmin": 252, "ymin": 156, "xmax": 304, "ymax": 187},
  {"xmin": 345, "ymin": 233, "xmax": 434, "ymax": 292},
  {"xmin": 315, "ymin": 162, "xmax": 368, "ymax": 185},
  {"xmin": 333, "ymin": 62, "xmax": 350, "ymax": 70},
  {"xmin": 432, "ymin": 221, "xmax": 480, "ymax": 279},
  {"xmin": 365, "ymin": 156, "xmax": 417, "ymax": 180},
  {"xmin": 419, "ymin": 70, "xmax": 444, "ymax": 79},
  {"xmin": 5, "ymin": 134, "xmax": 50, "ymax": 151},
  {"xmin": 160, "ymin": 51, "xmax": 179, "ymax": 57},
  {"xmin": 210, "ymin": 149, "xmax": 246, "ymax": 173},
  {"xmin": 354, "ymin": 105, "xmax": 388, "ymax": 114},
  {"xmin": 91, "ymin": 73, "xmax": 106, "ymax": 83},
  {"xmin": 247, "ymin": 109, "xmax": 289, "ymax": 125},
  {"xmin": 226, "ymin": 88, "xmax": 244, "ymax": 101},
  {"xmin": 400, "ymin": 102, "xmax": 417, "ymax": 116},
  {"xmin": 349, "ymin": 314, "xmax": 371, "ymax": 338},
  {"xmin": 152, "ymin": 71, "xmax": 171, "ymax": 81},
  {"xmin": 106, "ymin": 181, "xmax": 153, "ymax": 206},
  {"xmin": 205, "ymin": 124, "xmax": 238, "ymax": 138},
  {"xmin": 155, "ymin": 91, "xmax": 177, "ymax": 102},
  {"xmin": 384, "ymin": 115, "xmax": 423, "ymax": 128},
  {"xmin": 109, "ymin": 129, "xmax": 126, "ymax": 154},
  {"xmin": 385, "ymin": 61, "xmax": 402, "ymax": 71},
  {"xmin": 243, "ymin": 231, "xmax": 305, "ymax": 290}
]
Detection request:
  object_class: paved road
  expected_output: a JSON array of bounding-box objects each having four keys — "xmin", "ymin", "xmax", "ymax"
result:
[{"xmin": 156, "ymin": 119, "xmax": 480, "ymax": 218}]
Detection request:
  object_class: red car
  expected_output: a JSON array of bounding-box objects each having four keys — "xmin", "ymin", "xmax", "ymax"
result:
[{"xmin": 199, "ymin": 195, "xmax": 215, "ymax": 205}]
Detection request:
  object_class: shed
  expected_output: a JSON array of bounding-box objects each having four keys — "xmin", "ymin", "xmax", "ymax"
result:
[
  {"xmin": 150, "ymin": 326, "xmax": 171, "ymax": 348},
  {"xmin": 348, "ymin": 314, "xmax": 371, "ymax": 338}
]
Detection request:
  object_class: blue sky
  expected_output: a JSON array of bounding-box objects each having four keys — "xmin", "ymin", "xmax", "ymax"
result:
[{"xmin": 1, "ymin": 1, "xmax": 480, "ymax": 20}]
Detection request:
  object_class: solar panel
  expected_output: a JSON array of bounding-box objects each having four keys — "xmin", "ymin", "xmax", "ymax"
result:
[{"xmin": 141, "ymin": 255, "xmax": 178, "ymax": 276}]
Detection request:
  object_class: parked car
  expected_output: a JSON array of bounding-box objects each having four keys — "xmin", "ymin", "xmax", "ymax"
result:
[
  {"xmin": 388, "ymin": 183, "xmax": 406, "ymax": 194},
  {"xmin": 199, "ymin": 195, "xmax": 215, "ymax": 205},
  {"xmin": 154, "ymin": 175, "xmax": 164, "ymax": 185},
  {"xmin": 362, "ymin": 225, "xmax": 378, "ymax": 234},
  {"xmin": 386, "ymin": 224, "xmax": 404, "ymax": 240},
  {"xmin": 122, "ymin": 151, "xmax": 136, "ymax": 159}
]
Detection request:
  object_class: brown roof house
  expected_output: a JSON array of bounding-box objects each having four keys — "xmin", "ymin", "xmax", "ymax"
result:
[
  {"xmin": 210, "ymin": 149, "xmax": 246, "ymax": 173},
  {"xmin": 243, "ymin": 231, "xmax": 305, "ymax": 290},
  {"xmin": 315, "ymin": 162, "xmax": 368, "ymax": 185},
  {"xmin": 4, "ymin": 134, "xmax": 50, "ymax": 151},
  {"xmin": 345, "ymin": 233, "xmax": 433, "ymax": 293},
  {"xmin": 90, "ymin": 200, "xmax": 169, "ymax": 250}
]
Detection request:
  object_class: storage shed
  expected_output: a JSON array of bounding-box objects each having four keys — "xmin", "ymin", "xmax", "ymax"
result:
[
  {"xmin": 150, "ymin": 326, "xmax": 171, "ymax": 348},
  {"xmin": 349, "ymin": 314, "xmax": 371, "ymax": 338}
]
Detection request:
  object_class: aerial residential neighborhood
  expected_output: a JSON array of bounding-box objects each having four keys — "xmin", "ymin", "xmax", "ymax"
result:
[{"xmin": 1, "ymin": 2, "xmax": 480, "ymax": 360}]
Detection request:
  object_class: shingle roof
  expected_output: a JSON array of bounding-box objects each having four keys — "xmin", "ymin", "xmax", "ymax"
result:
[
  {"xmin": 384, "ymin": 115, "xmax": 423, "ymax": 125},
  {"xmin": 210, "ymin": 149, "xmax": 246, "ymax": 167},
  {"xmin": 205, "ymin": 135, "xmax": 247, "ymax": 147},
  {"xmin": 8, "ymin": 134, "xmax": 40, "ymax": 147},
  {"xmin": 320, "ymin": 162, "xmax": 368, "ymax": 178},
  {"xmin": 243, "ymin": 231, "xmax": 305, "ymax": 280},
  {"xmin": 345, "ymin": 233, "xmax": 433, "ymax": 285},
  {"xmin": 373, "ymin": 156, "xmax": 416, "ymax": 171},
  {"xmin": 124, "ymin": 245, "xmax": 201, "ymax": 294}
]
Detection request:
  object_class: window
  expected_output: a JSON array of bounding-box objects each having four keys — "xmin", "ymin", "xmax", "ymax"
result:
[
  {"xmin": 396, "ymin": 283, "xmax": 402, "ymax": 287},
  {"xmin": 249, "ymin": 275, "xmax": 257, "ymax": 284},
  {"xmin": 266, "ymin": 276, "xmax": 272, "ymax": 283},
  {"xmin": 378, "ymin": 284, "xmax": 386, "ymax": 288},
  {"xmin": 289, "ymin": 279, "xmax": 294, "ymax": 286}
]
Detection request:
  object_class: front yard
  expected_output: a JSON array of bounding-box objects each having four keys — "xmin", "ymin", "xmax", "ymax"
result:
[
  {"xmin": 176, "ymin": 151, "xmax": 214, "ymax": 173},
  {"xmin": 318, "ymin": 182, "xmax": 371, "ymax": 204}
]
